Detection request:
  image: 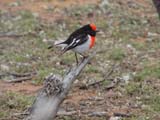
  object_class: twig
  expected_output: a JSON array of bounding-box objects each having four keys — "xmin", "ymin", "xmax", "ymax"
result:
[
  {"xmin": 4, "ymin": 76, "xmax": 34, "ymax": 83},
  {"xmin": 104, "ymin": 77, "xmax": 121, "ymax": 90},
  {"xmin": 104, "ymin": 82, "xmax": 116, "ymax": 90},
  {"xmin": 7, "ymin": 72, "xmax": 37, "ymax": 77},
  {"xmin": 57, "ymin": 110, "xmax": 108, "ymax": 117},
  {"xmin": 57, "ymin": 111, "xmax": 77, "ymax": 116},
  {"xmin": 114, "ymin": 112, "xmax": 131, "ymax": 117},
  {"xmin": 1, "ymin": 72, "xmax": 37, "ymax": 83},
  {"xmin": 0, "ymin": 73, "xmax": 7, "ymax": 79},
  {"xmin": 15, "ymin": 110, "xmax": 108, "ymax": 119},
  {"xmin": 86, "ymin": 64, "xmax": 116, "ymax": 87},
  {"xmin": 0, "ymin": 32, "xmax": 37, "ymax": 38},
  {"xmin": 88, "ymin": 111, "xmax": 108, "ymax": 117}
]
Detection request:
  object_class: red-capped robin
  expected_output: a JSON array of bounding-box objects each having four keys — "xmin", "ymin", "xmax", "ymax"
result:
[{"xmin": 48, "ymin": 24, "xmax": 99, "ymax": 65}]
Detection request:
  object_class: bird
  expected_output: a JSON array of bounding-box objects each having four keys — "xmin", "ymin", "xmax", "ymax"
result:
[{"xmin": 48, "ymin": 24, "xmax": 99, "ymax": 65}]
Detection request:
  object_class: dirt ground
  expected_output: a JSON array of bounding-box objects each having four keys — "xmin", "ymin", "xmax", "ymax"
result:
[{"xmin": 0, "ymin": 0, "xmax": 99, "ymax": 22}]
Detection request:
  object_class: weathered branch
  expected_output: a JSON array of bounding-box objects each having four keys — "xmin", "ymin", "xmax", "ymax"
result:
[
  {"xmin": 24, "ymin": 52, "xmax": 96, "ymax": 120},
  {"xmin": 0, "ymin": 32, "xmax": 37, "ymax": 38},
  {"xmin": 113, "ymin": 112, "xmax": 131, "ymax": 117},
  {"xmin": 3, "ymin": 72, "xmax": 37, "ymax": 83},
  {"xmin": 104, "ymin": 77, "xmax": 121, "ymax": 90},
  {"xmin": 85, "ymin": 64, "xmax": 117, "ymax": 87},
  {"xmin": 4, "ymin": 76, "xmax": 34, "ymax": 83},
  {"xmin": 8, "ymin": 72, "xmax": 37, "ymax": 78},
  {"xmin": 58, "ymin": 110, "xmax": 108, "ymax": 117}
]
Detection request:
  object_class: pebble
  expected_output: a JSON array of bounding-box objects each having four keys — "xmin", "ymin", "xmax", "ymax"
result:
[{"xmin": 109, "ymin": 116, "xmax": 121, "ymax": 120}]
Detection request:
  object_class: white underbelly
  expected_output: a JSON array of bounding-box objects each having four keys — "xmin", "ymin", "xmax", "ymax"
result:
[{"xmin": 72, "ymin": 39, "xmax": 90, "ymax": 54}]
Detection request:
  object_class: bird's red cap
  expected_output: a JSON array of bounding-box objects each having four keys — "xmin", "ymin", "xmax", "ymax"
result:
[{"xmin": 89, "ymin": 24, "xmax": 96, "ymax": 31}]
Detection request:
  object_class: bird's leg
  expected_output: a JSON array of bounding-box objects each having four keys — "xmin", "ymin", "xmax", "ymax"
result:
[
  {"xmin": 80, "ymin": 54, "xmax": 88, "ymax": 63},
  {"xmin": 75, "ymin": 53, "xmax": 79, "ymax": 65},
  {"xmin": 82, "ymin": 56, "xmax": 87, "ymax": 62}
]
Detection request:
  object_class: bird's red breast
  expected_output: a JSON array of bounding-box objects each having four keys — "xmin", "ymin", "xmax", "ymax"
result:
[{"xmin": 89, "ymin": 36, "xmax": 95, "ymax": 48}]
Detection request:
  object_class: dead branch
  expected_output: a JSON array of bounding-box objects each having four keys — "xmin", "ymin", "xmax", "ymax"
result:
[
  {"xmin": 86, "ymin": 64, "xmax": 116, "ymax": 87},
  {"xmin": 24, "ymin": 52, "xmax": 96, "ymax": 120},
  {"xmin": 7, "ymin": 72, "xmax": 37, "ymax": 78},
  {"xmin": 4, "ymin": 76, "xmax": 34, "ymax": 83},
  {"xmin": 104, "ymin": 77, "xmax": 121, "ymax": 90},
  {"xmin": 14, "ymin": 110, "xmax": 108, "ymax": 118},
  {"xmin": 113, "ymin": 112, "xmax": 131, "ymax": 118},
  {"xmin": 0, "ymin": 32, "xmax": 37, "ymax": 38},
  {"xmin": 87, "ymin": 111, "xmax": 108, "ymax": 117},
  {"xmin": 57, "ymin": 111, "xmax": 77, "ymax": 116},
  {"xmin": 58, "ymin": 110, "xmax": 108, "ymax": 117},
  {"xmin": 0, "ymin": 73, "xmax": 6, "ymax": 79},
  {"xmin": 2, "ymin": 72, "xmax": 37, "ymax": 83}
]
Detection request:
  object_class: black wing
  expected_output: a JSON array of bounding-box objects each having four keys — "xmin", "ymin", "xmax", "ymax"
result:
[
  {"xmin": 62, "ymin": 34, "xmax": 88, "ymax": 53},
  {"xmin": 63, "ymin": 24, "xmax": 90, "ymax": 45}
]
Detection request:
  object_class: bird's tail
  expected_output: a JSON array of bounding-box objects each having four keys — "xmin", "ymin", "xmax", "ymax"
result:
[{"xmin": 48, "ymin": 40, "xmax": 67, "ymax": 49}]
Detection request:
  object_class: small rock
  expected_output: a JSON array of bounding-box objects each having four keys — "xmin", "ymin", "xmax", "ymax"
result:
[
  {"xmin": 88, "ymin": 96, "xmax": 103, "ymax": 101},
  {"xmin": 13, "ymin": 15, "xmax": 22, "ymax": 21},
  {"xmin": 100, "ymin": 0, "xmax": 109, "ymax": 7},
  {"xmin": 88, "ymin": 111, "xmax": 107, "ymax": 117},
  {"xmin": 126, "ymin": 44, "xmax": 136, "ymax": 51},
  {"xmin": 109, "ymin": 116, "xmax": 121, "ymax": 120},
  {"xmin": 147, "ymin": 32, "xmax": 158, "ymax": 37},
  {"xmin": 26, "ymin": 54, "xmax": 31, "ymax": 58},
  {"xmin": 1, "ymin": 64, "xmax": 10, "ymax": 71},
  {"xmin": 122, "ymin": 73, "xmax": 131, "ymax": 84},
  {"xmin": 99, "ymin": 0, "xmax": 110, "ymax": 12},
  {"xmin": 32, "ymin": 12, "xmax": 39, "ymax": 18},
  {"xmin": 9, "ymin": 2, "xmax": 20, "ymax": 7},
  {"xmin": 42, "ymin": 38, "xmax": 48, "ymax": 43},
  {"xmin": 39, "ymin": 30, "xmax": 46, "ymax": 38}
]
